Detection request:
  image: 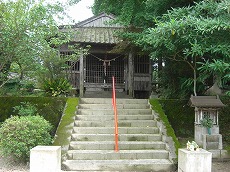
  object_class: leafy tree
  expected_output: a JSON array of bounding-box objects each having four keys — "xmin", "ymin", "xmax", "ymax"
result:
[
  {"xmin": 0, "ymin": 0, "xmax": 79, "ymax": 92},
  {"xmin": 93, "ymin": 0, "xmax": 201, "ymax": 27},
  {"xmin": 92, "ymin": 0, "xmax": 230, "ymax": 97},
  {"xmin": 137, "ymin": 0, "xmax": 230, "ymax": 96}
]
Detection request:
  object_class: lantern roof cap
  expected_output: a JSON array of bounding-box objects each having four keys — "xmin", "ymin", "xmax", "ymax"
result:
[{"xmin": 189, "ymin": 95, "xmax": 225, "ymax": 108}]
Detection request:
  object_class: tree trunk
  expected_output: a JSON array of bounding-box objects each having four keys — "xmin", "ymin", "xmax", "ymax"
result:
[
  {"xmin": 0, "ymin": 62, "xmax": 11, "ymax": 87},
  {"xmin": 193, "ymin": 68, "xmax": 197, "ymax": 96},
  {"xmin": 193, "ymin": 57, "xmax": 197, "ymax": 96}
]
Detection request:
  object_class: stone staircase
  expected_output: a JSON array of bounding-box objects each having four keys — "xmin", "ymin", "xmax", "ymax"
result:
[{"xmin": 62, "ymin": 98, "xmax": 175, "ymax": 171}]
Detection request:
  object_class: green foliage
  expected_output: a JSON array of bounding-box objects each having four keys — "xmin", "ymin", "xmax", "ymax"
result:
[
  {"xmin": 149, "ymin": 99, "xmax": 181, "ymax": 155},
  {"xmin": 158, "ymin": 60, "xmax": 194, "ymax": 98},
  {"xmin": 13, "ymin": 102, "xmax": 38, "ymax": 116},
  {"xmin": 0, "ymin": 115, "xmax": 52, "ymax": 162},
  {"xmin": 0, "ymin": 97, "xmax": 67, "ymax": 136},
  {"xmin": 137, "ymin": 0, "xmax": 230, "ymax": 97},
  {"xmin": 200, "ymin": 115, "xmax": 213, "ymax": 128},
  {"xmin": 93, "ymin": 0, "xmax": 201, "ymax": 27},
  {"xmin": 219, "ymin": 96, "xmax": 230, "ymax": 145},
  {"xmin": 198, "ymin": 59, "xmax": 230, "ymax": 88},
  {"xmin": 0, "ymin": 0, "xmax": 84, "ymax": 94},
  {"xmin": 158, "ymin": 99, "xmax": 195, "ymax": 137},
  {"xmin": 0, "ymin": 0, "xmax": 65, "ymax": 83},
  {"xmin": 41, "ymin": 78, "xmax": 72, "ymax": 97}
]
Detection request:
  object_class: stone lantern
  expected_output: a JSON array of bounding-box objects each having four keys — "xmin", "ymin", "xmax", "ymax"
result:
[{"xmin": 189, "ymin": 95, "xmax": 225, "ymax": 150}]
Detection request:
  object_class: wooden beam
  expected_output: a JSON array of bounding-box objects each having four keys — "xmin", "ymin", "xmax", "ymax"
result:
[
  {"xmin": 128, "ymin": 52, "xmax": 134, "ymax": 97},
  {"xmin": 124, "ymin": 58, "xmax": 128, "ymax": 93},
  {"xmin": 79, "ymin": 54, "xmax": 84, "ymax": 97}
]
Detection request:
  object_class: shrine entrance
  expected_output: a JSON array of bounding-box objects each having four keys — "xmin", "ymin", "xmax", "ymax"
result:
[{"xmin": 84, "ymin": 53, "xmax": 125, "ymax": 91}]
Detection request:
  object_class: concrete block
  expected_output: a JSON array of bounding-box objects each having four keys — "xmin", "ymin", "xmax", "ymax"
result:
[
  {"xmin": 178, "ymin": 148, "xmax": 212, "ymax": 172},
  {"xmin": 30, "ymin": 146, "xmax": 61, "ymax": 172},
  {"xmin": 221, "ymin": 150, "xmax": 230, "ymax": 159},
  {"xmin": 202, "ymin": 134, "xmax": 222, "ymax": 150},
  {"xmin": 209, "ymin": 150, "xmax": 221, "ymax": 159}
]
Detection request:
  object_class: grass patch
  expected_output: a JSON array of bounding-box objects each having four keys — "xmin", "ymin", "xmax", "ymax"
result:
[
  {"xmin": 149, "ymin": 99, "xmax": 181, "ymax": 155},
  {"xmin": 53, "ymin": 98, "xmax": 79, "ymax": 149}
]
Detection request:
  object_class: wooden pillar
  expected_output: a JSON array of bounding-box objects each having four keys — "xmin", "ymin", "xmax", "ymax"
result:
[
  {"xmin": 128, "ymin": 52, "xmax": 134, "ymax": 97},
  {"xmin": 79, "ymin": 54, "xmax": 84, "ymax": 97},
  {"xmin": 124, "ymin": 58, "xmax": 128, "ymax": 93}
]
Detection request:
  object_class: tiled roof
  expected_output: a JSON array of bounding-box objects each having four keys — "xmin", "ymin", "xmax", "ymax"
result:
[
  {"xmin": 189, "ymin": 95, "xmax": 225, "ymax": 108},
  {"xmin": 72, "ymin": 27, "xmax": 122, "ymax": 44}
]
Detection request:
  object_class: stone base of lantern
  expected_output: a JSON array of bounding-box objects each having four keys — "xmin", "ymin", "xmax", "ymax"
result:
[
  {"xmin": 202, "ymin": 134, "xmax": 222, "ymax": 150},
  {"xmin": 178, "ymin": 148, "xmax": 212, "ymax": 172},
  {"xmin": 195, "ymin": 125, "xmax": 219, "ymax": 147}
]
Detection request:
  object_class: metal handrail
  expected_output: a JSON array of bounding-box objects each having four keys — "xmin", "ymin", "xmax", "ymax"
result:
[{"xmin": 112, "ymin": 76, "xmax": 119, "ymax": 152}]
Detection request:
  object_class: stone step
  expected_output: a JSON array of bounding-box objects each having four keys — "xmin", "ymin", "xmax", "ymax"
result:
[
  {"xmin": 207, "ymin": 142, "xmax": 219, "ymax": 150},
  {"xmin": 62, "ymin": 97, "xmax": 175, "ymax": 172},
  {"xmin": 72, "ymin": 127, "xmax": 159, "ymax": 134},
  {"xmin": 206, "ymin": 135, "xmax": 220, "ymax": 142},
  {"xmin": 62, "ymin": 159, "xmax": 175, "ymax": 171},
  {"xmin": 76, "ymin": 114, "xmax": 154, "ymax": 121},
  {"xmin": 67, "ymin": 150, "xmax": 169, "ymax": 160},
  {"xmin": 80, "ymin": 98, "xmax": 148, "ymax": 105},
  {"xmin": 83, "ymin": 91, "xmax": 131, "ymax": 99},
  {"xmin": 74, "ymin": 120, "xmax": 157, "ymax": 127},
  {"xmin": 69, "ymin": 141, "xmax": 166, "ymax": 150},
  {"xmin": 71, "ymin": 134, "xmax": 162, "ymax": 142},
  {"xmin": 78, "ymin": 104, "xmax": 150, "ymax": 110},
  {"xmin": 77, "ymin": 109, "xmax": 152, "ymax": 115}
]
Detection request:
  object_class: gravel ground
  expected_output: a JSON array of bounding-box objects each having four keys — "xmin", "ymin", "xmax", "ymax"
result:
[
  {"xmin": 0, "ymin": 155, "xmax": 29, "ymax": 172},
  {"xmin": 0, "ymin": 155, "xmax": 230, "ymax": 172}
]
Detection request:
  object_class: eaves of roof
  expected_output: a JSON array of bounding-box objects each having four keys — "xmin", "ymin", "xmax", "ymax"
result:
[
  {"xmin": 189, "ymin": 96, "xmax": 226, "ymax": 108},
  {"xmin": 72, "ymin": 27, "xmax": 123, "ymax": 44}
]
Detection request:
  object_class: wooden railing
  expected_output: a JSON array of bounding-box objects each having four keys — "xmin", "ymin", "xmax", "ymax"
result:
[{"xmin": 112, "ymin": 76, "xmax": 119, "ymax": 152}]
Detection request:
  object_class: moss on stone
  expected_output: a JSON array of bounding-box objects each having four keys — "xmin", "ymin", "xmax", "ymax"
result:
[
  {"xmin": 53, "ymin": 98, "xmax": 78, "ymax": 151},
  {"xmin": 149, "ymin": 99, "xmax": 181, "ymax": 155}
]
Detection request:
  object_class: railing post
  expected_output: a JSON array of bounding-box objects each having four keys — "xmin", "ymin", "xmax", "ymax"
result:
[{"xmin": 112, "ymin": 76, "xmax": 119, "ymax": 152}]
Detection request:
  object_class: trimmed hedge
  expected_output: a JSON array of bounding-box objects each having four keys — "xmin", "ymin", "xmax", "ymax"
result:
[
  {"xmin": 219, "ymin": 96, "xmax": 230, "ymax": 145},
  {"xmin": 158, "ymin": 99, "xmax": 194, "ymax": 137},
  {"xmin": 0, "ymin": 97, "xmax": 67, "ymax": 136}
]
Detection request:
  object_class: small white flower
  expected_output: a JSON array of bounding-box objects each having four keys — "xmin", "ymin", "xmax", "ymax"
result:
[{"xmin": 187, "ymin": 140, "xmax": 199, "ymax": 151}]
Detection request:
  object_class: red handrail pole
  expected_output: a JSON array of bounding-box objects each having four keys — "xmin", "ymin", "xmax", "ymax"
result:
[{"xmin": 112, "ymin": 76, "xmax": 119, "ymax": 152}]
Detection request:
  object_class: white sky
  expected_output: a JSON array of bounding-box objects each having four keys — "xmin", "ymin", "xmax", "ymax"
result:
[{"xmin": 62, "ymin": 0, "xmax": 94, "ymax": 24}]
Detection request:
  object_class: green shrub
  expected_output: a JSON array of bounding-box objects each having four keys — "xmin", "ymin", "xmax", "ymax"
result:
[
  {"xmin": 42, "ymin": 78, "xmax": 72, "ymax": 97},
  {"xmin": 0, "ymin": 79, "xmax": 37, "ymax": 96},
  {"xmin": 0, "ymin": 115, "xmax": 52, "ymax": 162},
  {"xmin": 0, "ymin": 97, "xmax": 67, "ymax": 136},
  {"xmin": 13, "ymin": 102, "xmax": 38, "ymax": 116}
]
